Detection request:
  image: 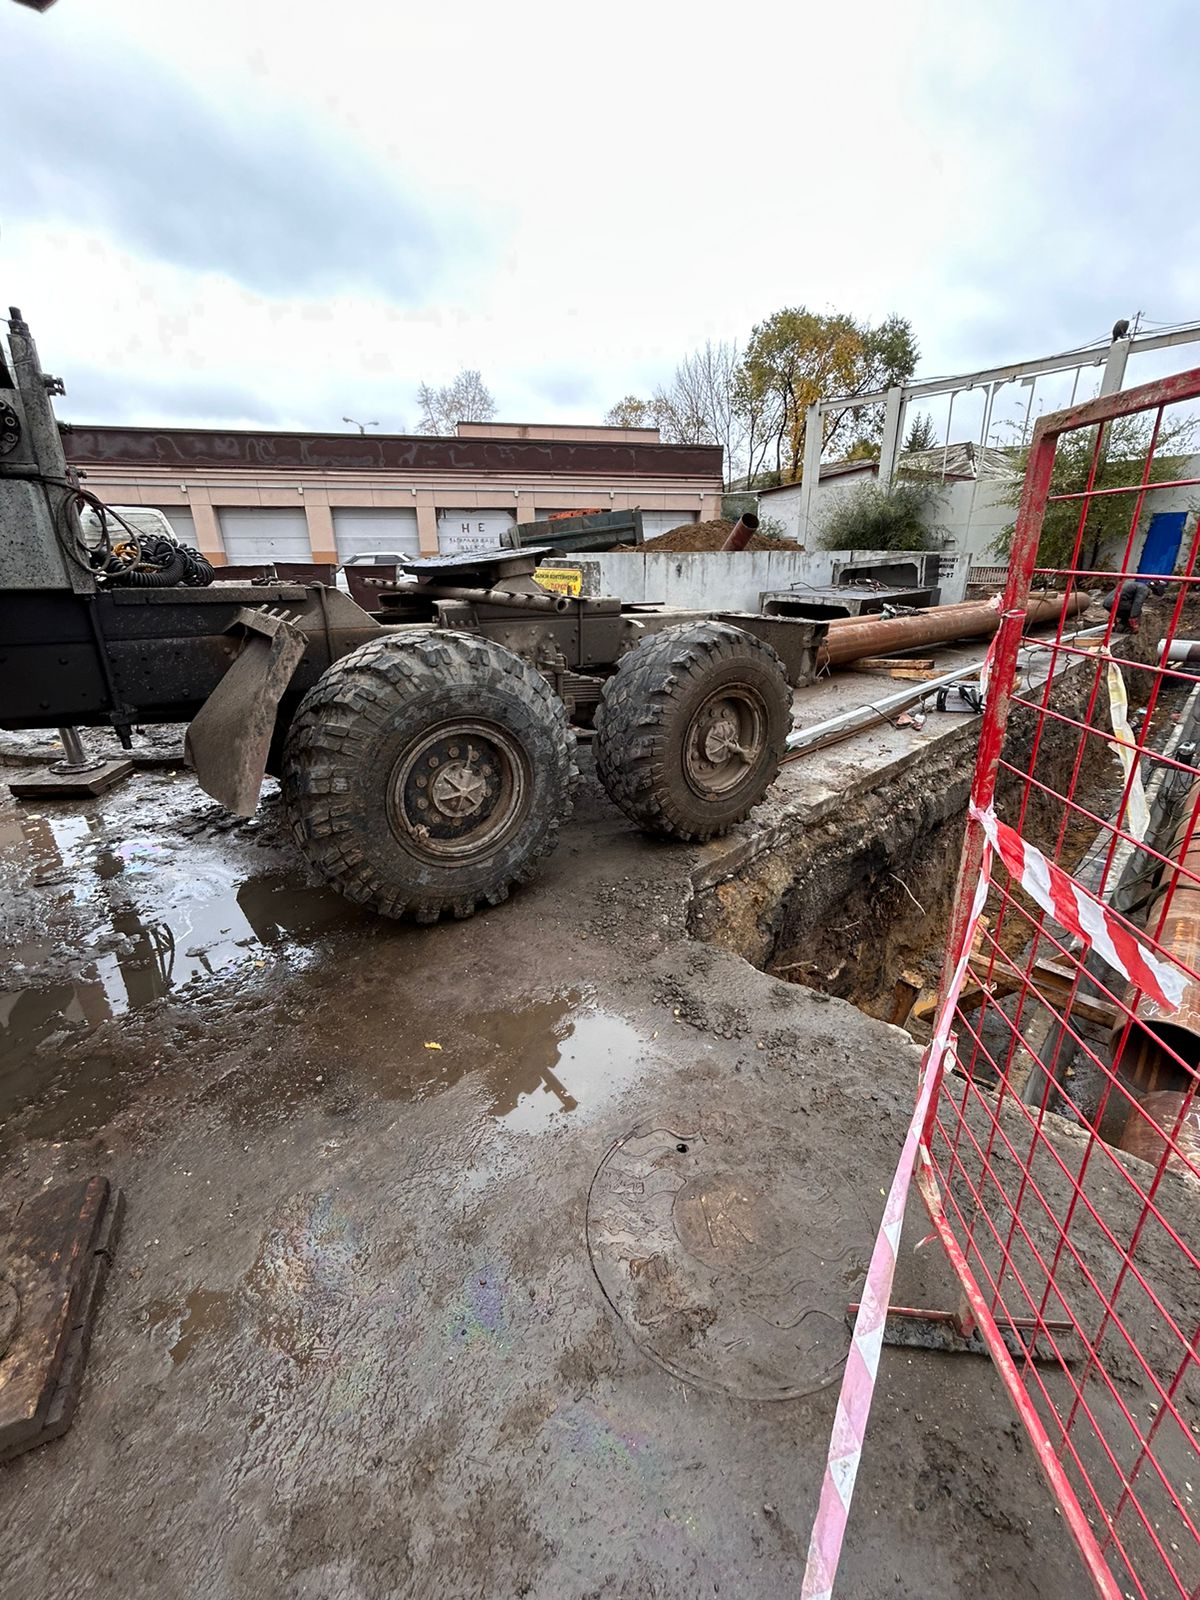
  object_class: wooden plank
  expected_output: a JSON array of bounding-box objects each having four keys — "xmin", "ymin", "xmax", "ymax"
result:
[
  {"xmin": 851, "ymin": 664, "xmax": 944, "ymax": 682},
  {"xmin": 855, "ymin": 657, "xmax": 936, "ymax": 671}
]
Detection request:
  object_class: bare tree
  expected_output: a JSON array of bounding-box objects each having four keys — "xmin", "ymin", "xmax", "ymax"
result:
[
  {"xmin": 604, "ymin": 342, "xmax": 746, "ymax": 483},
  {"xmin": 417, "ymin": 369, "xmax": 496, "ymax": 435},
  {"xmin": 653, "ymin": 341, "xmax": 745, "ymax": 479}
]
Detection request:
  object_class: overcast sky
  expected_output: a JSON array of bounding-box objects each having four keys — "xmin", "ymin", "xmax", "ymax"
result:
[{"xmin": 2, "ymin": 0, "xmax": 1197, "ymax": 442}]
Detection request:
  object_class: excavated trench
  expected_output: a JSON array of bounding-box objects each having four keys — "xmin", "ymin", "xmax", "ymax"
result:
[
  {"xmin": 690, "ymin": 722, "xmax": 980, "ymax": 1020},
  {"xmin": 690, "ymin": 621, "xmax": 1174, "ymax": 1025}
]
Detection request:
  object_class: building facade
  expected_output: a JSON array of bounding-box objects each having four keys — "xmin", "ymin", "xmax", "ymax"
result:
[{"xmin": 60, "ymin": 420, "xmax": 723, "ymax": 564}]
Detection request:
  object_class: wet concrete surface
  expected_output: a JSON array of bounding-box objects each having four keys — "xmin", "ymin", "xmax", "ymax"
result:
[{"xmin": 0, "ymin": 748, "xmax": 1099, "ymax": 1597}]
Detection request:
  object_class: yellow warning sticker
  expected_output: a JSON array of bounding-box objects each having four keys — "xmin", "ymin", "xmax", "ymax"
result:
[{"xmin": 534, "ymin": 566, "xmax": 583, "ymax": 597}]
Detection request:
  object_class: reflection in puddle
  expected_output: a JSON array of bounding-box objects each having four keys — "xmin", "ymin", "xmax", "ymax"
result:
[
  {"xmin": 0, "ymin": 803, "xmax": 359, "ymax": 1090},
  {"xmin": 145, "ymin": 1287, "xmax": 239, "ymax": 1367},
  {"xmin": 489, "ymin": 1007, "xmax": 646, "ymax": 1133}
]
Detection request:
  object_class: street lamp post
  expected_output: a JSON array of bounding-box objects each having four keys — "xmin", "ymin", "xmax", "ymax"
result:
[{"xmin": 342, "ymin": 416, "xmax": 379, "ymax": 435}]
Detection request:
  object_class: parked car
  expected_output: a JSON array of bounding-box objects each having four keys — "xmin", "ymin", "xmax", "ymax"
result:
[{"xmin": 334, "ymin": 550, "xmax": 416, "ymax": 595}]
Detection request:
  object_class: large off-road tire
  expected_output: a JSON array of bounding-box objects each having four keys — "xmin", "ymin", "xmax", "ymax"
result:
[
  {"xmin": 594, "ymin": 621, "xmax": 791, "ymax": 842},
  {"xmin": 281, "ymin": 632, "xmax": 577, "ymax": 921}
]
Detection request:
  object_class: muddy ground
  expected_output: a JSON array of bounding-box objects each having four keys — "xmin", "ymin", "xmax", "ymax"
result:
[{"xmin": 0, "ymin": 737, "xmax": 1169, "ymax": 1598}]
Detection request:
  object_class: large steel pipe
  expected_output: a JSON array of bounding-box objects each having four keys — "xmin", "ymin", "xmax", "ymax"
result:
[
  {"xmin": 720, "ymin": 513, "xmax": 760, "ymax": 552},
  {"xmin": 819, "ymin": 591, "xmax": 1089, "ymax": 669}
]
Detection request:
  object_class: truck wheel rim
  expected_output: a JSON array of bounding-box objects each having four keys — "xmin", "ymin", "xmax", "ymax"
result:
[
  {"xmin": 387, "ymin": 720, "xmax": 528, "ymax": 863},
  {"xmin": 682, "ymin": 687, "xmax": 767, "ymax": 800}
]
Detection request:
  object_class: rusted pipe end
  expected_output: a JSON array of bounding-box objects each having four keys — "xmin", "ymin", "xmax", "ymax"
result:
[{"xmin": 720, "ymin": 513, "xmax": 759, "ymax": 552}]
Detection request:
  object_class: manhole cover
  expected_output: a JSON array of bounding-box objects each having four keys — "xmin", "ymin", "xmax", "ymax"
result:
[{"xmin": 586, "ymin": 1112, "xmax": 872, "ymax": 1400}]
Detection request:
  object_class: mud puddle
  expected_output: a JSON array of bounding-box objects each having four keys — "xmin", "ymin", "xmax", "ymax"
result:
[
  {"xmin": 216, "ymin": 985, "xmax": 649, "ymax": 1138},
  {"xmin": 0, "ymin": 792, "xmax": 363, "ymax": 1125}
]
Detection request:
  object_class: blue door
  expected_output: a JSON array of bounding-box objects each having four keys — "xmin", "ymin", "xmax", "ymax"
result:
[{"xmin": 1137, "ymin": 511, "xmax": 1187, "ymax": 579}]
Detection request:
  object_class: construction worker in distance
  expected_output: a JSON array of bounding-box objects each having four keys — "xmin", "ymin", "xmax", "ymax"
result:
[{"xmin": 1099, "ymin": 577, "xmax": 1167, "ymax": 634}]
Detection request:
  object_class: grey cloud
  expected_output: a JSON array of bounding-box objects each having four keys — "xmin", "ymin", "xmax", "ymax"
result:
[
  {"xmin": 57, "ymin": 366, "xmax": 287, "ymax": 428},
  {"xmin": 919, "ymin": 3, "xmax": 1200, "ymax": 370},
  {"xmin": 529, "ymin": 371, "xmax": 600, "ymax": 407},
  {"xmin": 0, "ymin": 24, "xmax": 464, "ymax": 300}
]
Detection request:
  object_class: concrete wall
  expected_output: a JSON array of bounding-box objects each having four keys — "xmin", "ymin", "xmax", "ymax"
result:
[
  {"xmin": 583, "ymin": 546, "xmax": 971, "ymax": 611},
  {"xmin": 935, "ymin": 477, "xmax": 1016, "ymax": 563}
]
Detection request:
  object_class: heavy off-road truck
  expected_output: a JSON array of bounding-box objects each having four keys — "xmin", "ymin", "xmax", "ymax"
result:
[{"xmin": 1, "ymin": 308, "xmax": 825, "ymax": 921}]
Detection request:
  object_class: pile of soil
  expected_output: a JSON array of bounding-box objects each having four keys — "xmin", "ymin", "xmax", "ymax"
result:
[{"xmin": 614, "ymin": 518, "xmax": 803, "ymax": 553}]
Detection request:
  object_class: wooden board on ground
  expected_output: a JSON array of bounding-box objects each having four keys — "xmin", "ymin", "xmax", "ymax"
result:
[
  {"xmin": 851, "ymin": 661, "xmax": 942, "ymax": 681},
  {"xmin": 0, "ymin": 1176, "xmax": 124, "ymax": 1462},
  {"xmin": 856, "ymin": 657, "xmax": 935, "ymax": 671}
]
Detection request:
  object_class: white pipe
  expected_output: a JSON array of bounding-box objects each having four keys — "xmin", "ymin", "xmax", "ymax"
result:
[{"xmin": 785, "ymin": 660, "xmax": 986, "ymax": 753}]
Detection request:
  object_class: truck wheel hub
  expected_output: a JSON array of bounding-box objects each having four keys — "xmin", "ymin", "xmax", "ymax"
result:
[
  {"xmin": 684, "ymin": 688, "xmax": 766, "ymax": 799},
  {"xmin": 430, "ymin": 757, "xmax": 489, "ymax": 818},
  {"xmin": 388, "ymin": 722, "xmax": 527, "ymax": 862}
]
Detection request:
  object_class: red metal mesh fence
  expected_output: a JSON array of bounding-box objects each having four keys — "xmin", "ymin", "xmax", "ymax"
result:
[{"xmin": 915, "ymin": 370, "xmax": 1200, "ymax": 1600}]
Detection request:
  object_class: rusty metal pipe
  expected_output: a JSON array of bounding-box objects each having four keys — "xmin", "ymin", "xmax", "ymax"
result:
[
  {"xmin": 1118, "ymin": 1090, "xmax": 1200, "ymax": 1174},
  {"xmin": 430, "ymin": 585, "xmax": 570, "ymax": 615},
  {"xmin": 720, "ymin": 513, "xmax": 759, "ymax": 552},
  {"xmin": 819, "ymin": 591, "xmax": 1088, "ymax": 669}
]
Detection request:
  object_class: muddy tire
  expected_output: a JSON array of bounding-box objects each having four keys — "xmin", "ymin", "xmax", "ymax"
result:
[
  {"xmin": 594, "ymin": 622, "xmax": 790, "ymax": 842},
  {"xmin": 281, "ymin": 632, "xmax": 577, "ymax": 921}
]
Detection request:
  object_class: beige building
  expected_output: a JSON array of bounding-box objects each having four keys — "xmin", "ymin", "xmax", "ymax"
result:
[{"xmin": 60, "ymin": 419, "xmax": 723, "ymax": 565}]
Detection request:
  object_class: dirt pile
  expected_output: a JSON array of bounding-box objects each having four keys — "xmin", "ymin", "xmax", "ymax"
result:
[{"xmin": 615, "ymin": 518, "xmax": 802, "ymax": 553}]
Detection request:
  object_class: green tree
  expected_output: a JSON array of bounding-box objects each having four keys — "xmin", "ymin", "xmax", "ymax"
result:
[
  {"xmin": 842, "ymin": 438, "xmax": 879, "ymax": 462},
  {"xmin": 903, "ymin": 411, "xmax": 938, "ymax": 453},
  {"xmin": 992, "ymin": 413, "xmax": 1196, "ymax": 571},
  {"xmin": 817, "ymin": 478, "xmax": 944, "ymax": 552},
  {"xmin": 736, "ymin": 308, "xmax": 918, "ymax": 485}
]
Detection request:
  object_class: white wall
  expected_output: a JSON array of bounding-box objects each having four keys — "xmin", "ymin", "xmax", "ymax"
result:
[
  {"xmin": 583, "ymin": 547, "xmax": 970, "ymax": 611},
  {"xmin": 935, "ymin": 478, "xmax": 1015, "ymax": 564},
  {"xmin": 758, "ymin": 473, "xmax": 875, "ymax": 544}
]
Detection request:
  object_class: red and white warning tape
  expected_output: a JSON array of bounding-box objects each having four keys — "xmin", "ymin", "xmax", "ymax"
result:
[
  {"xmin": 971, "ymin": 803, "xmax": 1186, "ymax": 1012},
  {"xmin": 800, "ymin": 805, "xmax": 1182, "ymax": 1598}
]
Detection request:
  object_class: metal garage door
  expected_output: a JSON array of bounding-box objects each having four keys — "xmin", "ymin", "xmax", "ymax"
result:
[
  {"xmin": 640, "ymin": 511, "xmax": 695, "ymax": 542},
  {"xmin": 152, "ymin": 507, "xmax": 197, "ymax": 543},
  {"xmin": 437, "ymin": 508, "xmax": 516, "ymax": 556},
  {"xmin": 332, "ymin": 508, "xmax": 420, "ymax": 561},
  {"xmin": 218, "ymin": 507, "xmax": 311, "ymax": 562}
]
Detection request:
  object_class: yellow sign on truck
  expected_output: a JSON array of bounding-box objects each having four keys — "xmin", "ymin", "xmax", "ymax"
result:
[{"xmin": 533, "ymin": 566, "xmax": 584, "ymax": 597}]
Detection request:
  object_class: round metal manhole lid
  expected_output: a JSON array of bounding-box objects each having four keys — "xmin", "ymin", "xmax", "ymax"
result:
[
  {"xmin": 0, "ymin": 1278, "xmax": 20, "ymax": 1361},
  {"xmin": 586, "ymin": 1112, "xmax": 872, "ymax": 1400}
]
